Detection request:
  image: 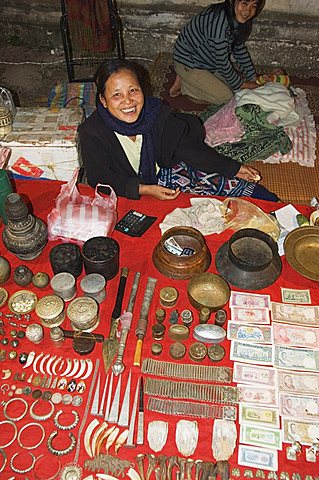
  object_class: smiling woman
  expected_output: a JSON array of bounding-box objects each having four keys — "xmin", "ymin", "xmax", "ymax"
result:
[
  {"xmin": 78, "ymin": 58, "xmax": 279, "ymax": 202},
  {"xmin": 170, "ymin": 0, "xmax": 267, "ymax": 103}
]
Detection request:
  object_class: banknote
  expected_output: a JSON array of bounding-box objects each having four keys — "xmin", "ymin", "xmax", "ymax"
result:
[
  {"xmin": 231, "ymin": 307, "xmax": 270, "ymax": 325},
  {"xmin": 237, "ymin": 384, "xmax": 278, "ymax": 407},
  {"xmin": 227, "ymin": 322, "xmax": 273, "ymax": 343},
  {"xmin": 271, "ymin": 302, "xmax": 319, "ymax": 327},
  {"xmin": 273, "ymin": 345, "xmax": 319, "ymax": 372},
  {"xmin": 279, "ymin": 392, "xmax": 319, "ymax": 421},
  {"xmin": 273, "ymin": 322, "xmax": 319, "ymax": 348},
  {"xmin": 238, "ymin": 445, "xmax": 278, "ymax": 471},
  {"xmin": 233, "ymin": 363, "xmax": 277, "ymax": 387},
  {"xmin": 278, "ymin": 369, "xmax": 319, "ymax": 395},
  {"xmin": 281, "ymin": 288, "xmax": 311, "ymax": 304},
  {"xmin": 239, "ymin": 403, "xmax": 280, "ymax": 428},
  {"xmin": 240, "ymin": 425, "xmax": 282, "ymax": 450},
  {"xmin": 230, "ymin": 291, "xmax": 271, "ymax": 309},
  {"xmin": 230, "ymin": 341, "xmax": 273, "ymax": 365},
  {"xmin": 282, "ymin": 418, "xmax": 319, "ymax": 446}
]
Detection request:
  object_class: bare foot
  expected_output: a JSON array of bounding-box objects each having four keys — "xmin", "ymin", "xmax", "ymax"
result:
[{"xmin": 169, "ymin": 74, "xmax": 182, "ymax": 98}]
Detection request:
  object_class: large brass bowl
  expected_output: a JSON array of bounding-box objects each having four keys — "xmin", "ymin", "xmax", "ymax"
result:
[
  {"xmin": 187, "ymin": 272, "xmax": 230, "ymax": 312},
  {"xmin": 284, "ymin": 226, "xmax": 319, "ymax": 281}
]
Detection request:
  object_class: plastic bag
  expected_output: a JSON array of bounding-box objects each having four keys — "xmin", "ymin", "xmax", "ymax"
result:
[
  {"xmin": 222, "ymin": 198, "xmax": 280, "ymax": 241},
  {"xmin": 47, "ymin": 169, "xmax": 117, "ymax": 245}
]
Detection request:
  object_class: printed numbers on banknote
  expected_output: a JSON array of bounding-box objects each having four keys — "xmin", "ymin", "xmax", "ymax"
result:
[
  {"xmin": 233, "ymin": 363, "xmax": 277, "ymax": 387},
  {"xmin": 231, "ymin": 307, "xmax": 270, "ymax": 324},
  {"xmin": 271, "ymin": 302, "xmax": 319, "ymax": 327},
  {"xmin": 281, "ymin": 288, "xmax": 311, "ymax": 304},
  {"xmin": 230, "ymin": 341, "xmax": 273, "ymax": 365},
  {"xmin": 239, "ymin": 403, "xmax": 280, "ymax": 428},
  {"xmin": 237, "ymin": 384, "xmax": 278, "ymax": 407},
  {"xmin": 238, "ymin": 445, "xmax": 278, "ymax": 471},
  {"xmin": 240, "ymin": 425, "xmax": 282, "ymax": 450},
  {"xmin": 273, "ymin": 345, "xmax": 319, "ymax": 372},
  {"xmin": 228, "ymin": 322, "xmax": 273, "ymax": 343},
  {"xmin": 230, "ymin": 291, "xmax": 271, "ymax": 309}
]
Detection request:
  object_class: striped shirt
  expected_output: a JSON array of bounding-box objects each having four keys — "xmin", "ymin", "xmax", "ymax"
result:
[{"xmin": 173, "ymin": 5, "xmax": 256, "ymax": 91}]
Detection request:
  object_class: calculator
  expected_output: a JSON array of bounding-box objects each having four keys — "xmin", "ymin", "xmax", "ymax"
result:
[{"xmin": 115, "ymin": 210, "xmax": 157, "ymax": 237}]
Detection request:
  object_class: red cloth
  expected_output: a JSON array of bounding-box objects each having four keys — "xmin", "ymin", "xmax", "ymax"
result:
[{"xmin": 0, "ymin": 179, "xmax": 318, "ymax": 478}]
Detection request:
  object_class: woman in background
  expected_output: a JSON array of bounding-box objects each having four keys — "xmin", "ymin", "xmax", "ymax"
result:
[
  {"xmin": 170, "ymin": 0, "xmax": 266, "ymax": 103},
  {"xmin": 79, "ymin": 59, "xmax": 279, "ymax": 201}
]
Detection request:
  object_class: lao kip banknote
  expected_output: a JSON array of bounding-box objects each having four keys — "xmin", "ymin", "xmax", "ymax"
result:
[
  {"xmin": 231, "ymin": 306, "xmax": 271, "ymax": 324},
  {"xmin": 230, "ymin": 341, "xmax": 273, "ymax": 365},
  {"xmin": 233, "ymin": 363, "xmax": 277, "ymax": 388},
  {"xmin": 278, "ymin": 369, "xmax": 319, "ymax": 395},
  {"xmin": 239, "ymin": 403, "xmax": 280, "ymax": 428},
  {"xmin": 238, "ymin": 445, "xmax": 278, "ymax": 471},
  {"xmin": 273, "ymin": 345, "xmax": 319, "ymax": 372},
  {"xmin": 281, "ymin": 287, "xmax": 311, "ymax": 304},
  {"xmin": 282, "ymin": 417, "xmax": 319, "ymax": 446},
  {"xmin": 228, "ymin": 322, "xmax": 273, "ymax": 343},
  {"xmin": 273, "ymin": 322, "xmax": 319, "ymax": 348},
  {"xmin": 279, "ymin": 392, "xmax": 319, "ymax": 421},
  {"xmin": 240, "ymin": 424, "xmax": 282, "ymax": 450},
  {"xmin": 237, "ymin": 384, "xmax": 278, "ymax": 407},
  {"xmin": 230, "ymin": 291, "xmax": 271, "ymax": 309},
  {"xmin": 271, "ymin": 302, "xmax": 319, "ymax": 327}
]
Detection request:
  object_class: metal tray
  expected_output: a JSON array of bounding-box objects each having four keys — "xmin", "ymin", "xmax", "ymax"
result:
[{"xmin": 284, "ymin": 226, "xmax": 319, "ymax": 281}]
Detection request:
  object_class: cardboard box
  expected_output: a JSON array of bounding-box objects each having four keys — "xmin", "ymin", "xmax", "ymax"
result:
[{"xmin": 0, "ymin": 107, "xmax": 83, "ymax": 181}]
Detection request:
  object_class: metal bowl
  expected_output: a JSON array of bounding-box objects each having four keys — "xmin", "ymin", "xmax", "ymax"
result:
[{"xmin": 187, "ymin": 272, "xmax": 230, "ymax": 312}]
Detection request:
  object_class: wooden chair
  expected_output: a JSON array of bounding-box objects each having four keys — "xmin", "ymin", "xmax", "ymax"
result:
[{"xmin": 60, "ymin": 0, "xmax": 124, "ymax": 82}]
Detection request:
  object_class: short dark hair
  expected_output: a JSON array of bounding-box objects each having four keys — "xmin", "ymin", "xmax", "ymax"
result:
[
  {"xmin": 225, "ymin": 0, "xmax": 266, "ymax": 43},
  {"xmin": 94, "ymin": 59, "xmax": 145, "ymax": 96}
]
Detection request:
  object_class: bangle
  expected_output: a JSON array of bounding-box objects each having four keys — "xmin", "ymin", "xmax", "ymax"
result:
[
  {"xmin": 54, "ymin": 409, "xmax": 80, "ymax": 430},
  {"xmin": 10, "ymin": 451, "xmax": 35, "ymax": 474},
  {"xmin": 3, "ymin": 397, "xmax": 28, "ymax": 422},
  {"xmin": 0, "ymin": 448, "xmax": 7, "ymax": 473},
  {"xmin": 47, "ymin": 431, "xmax": 77, "ymax": 456},
  {"xmin": 33, "ymin": 454, "xmax": 61, "ymax": 480},
  {"xmin": 17, "ymin": 422, "xmax": 45, "ymax": 449},
  {"xmin": 0, "ymin": 420, "xmax": 17, "ymax": 448},
  {"xmin": 30, "ymin": 399, "xmax": 54, "ymax": 421}
]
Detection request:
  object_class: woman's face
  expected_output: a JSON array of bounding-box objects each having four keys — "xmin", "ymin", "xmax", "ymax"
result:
[
  {"xmin": 234, "ymin": 0, "xmax": 258, "ymax": 23},
  {"xmin": 100, "ymin": 69, "xmax": 144, "ymax": 123}
]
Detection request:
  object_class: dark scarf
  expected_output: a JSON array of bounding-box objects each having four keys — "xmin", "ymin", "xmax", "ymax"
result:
[{"xmin": 97, "ymin": 97, "xmax": 162, "ymax": 184}]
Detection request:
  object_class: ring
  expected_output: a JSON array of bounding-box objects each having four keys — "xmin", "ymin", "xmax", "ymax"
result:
[
  {"xmin": 30, "ymin": 399, "xmax": 54, "ymax": 421},
  {"xmin": 3, "ymin": 397, "xmax": 28, "ymax": 422},
  {"xmin": 0, "ymin": 420, "xmax": 17, "ymax": 448},
  {"xmin": 10, "ymin": 451, "xmax": 35, "ymax": 474},
  {"xmin": 18, "ymin": 422, "xmax": 45, "ymax": 449}
]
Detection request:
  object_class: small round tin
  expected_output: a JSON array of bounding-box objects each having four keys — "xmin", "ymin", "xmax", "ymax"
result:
[
  {"xmin": 8, "ymin": 290, "xmax": 37, "ymax": 314},
  {"xmin": 159, "ymin": 287, "xmax": 178, "ymax": 307},
  {"xmin": 189, "ymin": 342, "xmax": 207, "ymax": 362},
  {"xmin": 199, "ymin": 306, "xmax": 211, "ymax": 324},
  {"xmin": 67, "ymin": 296, "xmax": 99, "ymax": 332},
  {"xmin": 50, "ymin": 272, "xmax": 76, "ymax": 301},
  {"xmin": 80, "ymin": 273, "xmax": 106, "ymax": 304},
  {"xmin": 0, "ymin": 287, "xmax": 8, "ymax": 308},
  {"xmin": 168, "ymin": 324, "xmax": 190, "ymax": 341},
  {"xmin": 26, "ymin": 323, "xmax": 44, "ymax": 344},
  {"xmin": 50, "ymin": 326, "xmax": 65, "ymax": 347},
  {"xmin": 82, "ymin": 237, "xmax": 119, "ymax": 280},
  {"xmin": 155, "ymin": 308, "xmax": 166, "ymax": 323},
  {"xmin": 151, "ymin": 343, "xmax": 163, "ymax": 356},
  {"xmin": 152, "ymin": 323, "xmax": 166, "ymax": 340},
  {"xmin": 207, "ymin": 344, "xmax": 226, "ymax": 362},
  {"xmin": 181, "ymin": 309, "xmax": 193, "ymax": 326},
  {"xmin": 35, "ymin": 295, "xmax": 65, "ymax": 328},
  {"xmin": 215, "ymin": 309, "xmax": 227, "ymax": 327},
  {"xmin": 169, "ymin": 341, "xmax": 186, "ymax": 360},
  {"xmin": 49, "ymin": 243, "xmax": 83, "ymax": 278}
]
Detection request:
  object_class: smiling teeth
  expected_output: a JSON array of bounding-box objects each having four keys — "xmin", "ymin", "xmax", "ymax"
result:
[{"xmin": 122, "ymin": 107, "xmax": 135, "ymax": 113}]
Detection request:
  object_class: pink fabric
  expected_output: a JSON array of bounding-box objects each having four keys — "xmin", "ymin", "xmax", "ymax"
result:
[
  {"xmin": 0, "ymin": 147, "xmax": 11, "ymax": 168},
  {"xmin": 204, "ymin": 97, "xmax": 244, "ymax": 147}
]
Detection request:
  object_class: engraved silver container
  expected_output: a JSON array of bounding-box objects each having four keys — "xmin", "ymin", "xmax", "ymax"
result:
[
  {"xmin": 80, "ymin": 273, "xmax": 106, "ymax": 304},
  {"xmin": 50, "ymin": 272, "xmax": 76, "ymax": 301},
  {"xmin": 35, "ymin": 294, "xmax": 65, "ymax": 328},
  {"xmin": 67, "ymin": 296, "xmax": 99, "ymax": 332}
]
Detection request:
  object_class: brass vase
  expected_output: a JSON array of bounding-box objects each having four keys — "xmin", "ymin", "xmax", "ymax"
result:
[{"xmin": 2, "ymin": 193, "xmax": 48, "ymax": 260}]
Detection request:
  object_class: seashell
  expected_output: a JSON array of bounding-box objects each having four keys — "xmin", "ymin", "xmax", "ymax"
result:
[
  {"xmin": 175, "ymin": 420, "xmax": 198, "ymax": 457},
  {"xmin": 193, "ymin": 324, "xmax": 226, "ymax": 344},
  {"xmin": 147, "ymin": 421, "xmax": 169, "ymax": 452}
]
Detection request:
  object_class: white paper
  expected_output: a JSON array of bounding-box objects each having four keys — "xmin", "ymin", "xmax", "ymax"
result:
[{"xmin": 274, "ymin": 204, "xmax": 301, "ymax": 232}]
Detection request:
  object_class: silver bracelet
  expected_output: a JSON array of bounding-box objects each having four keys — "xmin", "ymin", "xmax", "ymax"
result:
[
  {"xmin": 0, "ymin": 420, "xmax": 17, "ymax": 448},
  {"xmin": 30, "ymin": 399, "xmax": 54, "ymax": 421},
  {"xmin": 10, "ymin": 451, "xmax": 35, "ymax": 474},
  {"xmin": 17, "ymin": 422, "xmax": 45, "ymax": 449},
  {"xmin": 0, "ymin": 448, "xmax": 7, "ymax": 473},
  {"xmin": 47, "ymin": 431, "xmax": 77, "ymax": 456},
  {"xmin": 54, "ymin": 410, "xmax": 80, "ymax": 430},
  {"xmin": 2, "ymin": 397, "xmax": 28, "ymax": 422}
]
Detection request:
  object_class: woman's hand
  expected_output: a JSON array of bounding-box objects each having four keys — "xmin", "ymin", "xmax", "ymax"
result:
[
  {"xmin": 240, "ymin": 80, "xmax": 259, "ymax": 90},
  {"xmin": 235, "ymin": 165, "xmax": 261, "ymax": 182},
  {"xmin": 139, "ymin": 184, "xmax": 181, "ymax": 200}
]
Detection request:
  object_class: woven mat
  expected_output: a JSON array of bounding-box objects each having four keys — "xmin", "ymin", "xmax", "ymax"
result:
[{"xmin": 150, "ymin": 52, "xmax": 319, "ymax": 205}]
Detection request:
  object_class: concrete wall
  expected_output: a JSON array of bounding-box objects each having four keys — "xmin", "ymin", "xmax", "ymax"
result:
[{"xmin": 0, "ymin": 0, "xmax": 318, "ymax": 73}]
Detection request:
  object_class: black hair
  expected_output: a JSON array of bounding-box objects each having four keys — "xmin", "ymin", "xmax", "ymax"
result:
[
  {"xmin": 225, "ymin": 0, "xmax": 266, "ymax": 44},
  {"xmin": 94, "ymin": 59, "xmax": 146, "ymax": 96}
]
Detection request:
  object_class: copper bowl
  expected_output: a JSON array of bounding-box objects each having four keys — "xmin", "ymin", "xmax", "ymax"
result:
[
  {"xmin": 152, "ymin": 226, "xmax": 211, "ymax": 280},
  {"xmin": 187, "ymin": 272, "xmax": 230, "ymax": 312}
]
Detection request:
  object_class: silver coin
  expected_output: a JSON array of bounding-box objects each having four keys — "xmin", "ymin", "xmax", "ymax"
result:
[
  {"xmin": 51, "ymin": 392, "xmax": 62, "ymax": 404},
  {"xmin": 62, "ymin": 394, "xmax": 73, "ymax": 405},
  {"xmin": 72, "ymin": 395, "xmax": 83, "ymax": 407}
]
